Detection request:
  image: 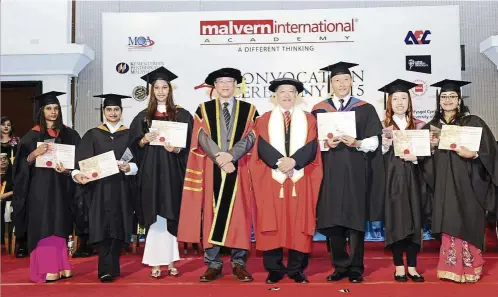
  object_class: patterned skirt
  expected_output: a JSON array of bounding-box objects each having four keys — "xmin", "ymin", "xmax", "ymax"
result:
[{"xmin": 437, "ymin": 233, "xmax": 484, "ymax": 283}]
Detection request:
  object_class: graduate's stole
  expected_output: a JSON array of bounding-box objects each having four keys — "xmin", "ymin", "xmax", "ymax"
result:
[
  {"xmin": 201, "ymin": 99, "xmax": 253, "ymax": 245},
  {"xmin": 268, "ymin": 107, "xmax": 308, "ymax": 197}
]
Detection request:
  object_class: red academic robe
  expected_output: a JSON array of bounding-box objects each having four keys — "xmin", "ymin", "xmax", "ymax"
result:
[
  {"xmin": 249, "ymin": 109, "xmax": 322, "ymax": 253},
  {"xmin": 177, "ymin": 100, "xmax": 258, "ymax": 250}
]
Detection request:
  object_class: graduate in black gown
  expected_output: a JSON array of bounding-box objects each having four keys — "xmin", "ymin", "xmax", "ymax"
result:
[
  {"xmin": 421, "ymin": 79, "xmax": 498, "ymax": 283},
  {"xmin": 379, "ymin": 79, "xmax": 430, "ymax": 283},
  {"xmin": 12, "ymin": 91, "xmax": 81, "ymax": 283},
  {"xmin": 1, "ymin": 153, "xmax": 14, "ymax": 244},
  {"xmin": 72, "ymin": 94, "xmax": 137, "ymax": 282},
  {"xmin": 129, "ymin": 67, "xmax": 193, "ymax": 278},
  {"xmin": 311, "ymin": 62, "xmax": 384, "ymax": 283}
]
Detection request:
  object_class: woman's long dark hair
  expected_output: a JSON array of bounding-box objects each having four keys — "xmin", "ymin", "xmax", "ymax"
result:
[
  {"xmin": 1, "ymin": 116, "xmax": 14, "ymax": 138},
  {"xmin": 145, "ymin": 80, "xmax": 177, "ymax": 122},
  {"xmin": 432, "ymin": 90, "xmax": 470, "ymax": 124}
]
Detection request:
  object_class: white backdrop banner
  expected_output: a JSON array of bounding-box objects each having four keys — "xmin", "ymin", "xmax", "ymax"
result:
[{"xmin": 102, "ymin": 6, "xmax": 461, "ymax": 127}]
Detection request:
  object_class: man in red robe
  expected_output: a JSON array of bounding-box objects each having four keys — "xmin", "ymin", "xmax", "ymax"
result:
[
  {"xmin": 178, "ymin": 68, "xmax": 258, "ymax": 282},
  {"xmin": 250, "ymin": 78, "xmax": 323, "ymax": 284}
]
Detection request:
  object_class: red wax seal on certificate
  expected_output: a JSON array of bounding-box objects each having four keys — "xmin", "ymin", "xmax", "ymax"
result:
[
  {"xmin": 159, "ymin": 137, "xmax": 166, "ymax": 142},
  {"xmin": 92, "ymin": 172, "xmax": 98, "ymax": 178},
  {"xmin": 46, "ymin": 161, "xmax": 53, "ymax": 167},
  {"xmin": 404, "ymin": 149, "xmax": 410, "ymax": 155},
  {"xmin": 327, "ymin": 133, "xmax": 334, "ymax": 139},
  {"xmin": 450, "ymin": 143, "xmax": 457, "ymax": 149}
]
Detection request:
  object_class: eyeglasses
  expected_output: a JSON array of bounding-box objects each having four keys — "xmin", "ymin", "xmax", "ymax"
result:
[
  {"xmin": 440, "ymin": 95, "xmax": 459, "ymax": 101},
  {"xmin": 215, "ymin": 79, "xmax": 235, "ymax": 85}
]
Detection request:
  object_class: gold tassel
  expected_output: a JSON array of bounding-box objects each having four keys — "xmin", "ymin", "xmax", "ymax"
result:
[
  {"xmin": 279, "ymin": 184, "xmax": 284, "ymax": 198},
  {"xmin": 292, "ymin": 183, "xmax": 297, "ymax": 197},
  {"xmin": 240, "ymin": 77, "xmax": 247, "ymax": 98}
]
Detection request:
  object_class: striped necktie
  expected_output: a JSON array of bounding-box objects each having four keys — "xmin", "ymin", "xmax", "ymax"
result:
[
  {"xmin": 222, "ymin": 102, "xmax": 231, "ymax": 130},
  {"xmin": 338, "ymin": 99, "xmax": 345, "ymax": 111},
  {"xmin": 284, "ymin": 111, "xmax": 291, "ymax": 133}
]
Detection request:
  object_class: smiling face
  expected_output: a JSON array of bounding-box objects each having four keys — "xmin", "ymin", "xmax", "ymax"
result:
[
  {"xmin": 439, "ymin": 91, "xmax": 460, "ymax": 112},
  {"xmin": 214, "ymin": 77, "xmax": 236, "ymax": 99},
  {"xmin": 391, "ymin": 91, "xmax": 409, "ymax": 116},
  {"xmin": 153, "ymin": 80, "xmax": 170, "ymax": 104},
  {"xmin": 104, "ymin": 106, "xmax": 122, "ymax": 124},
  {"xmin": 275, "ymin": 85, "xmax": 298, "ymax": 110},
  {"xmin": 330, "ymin": 73, "xmax": 352, "ymax": 98}
]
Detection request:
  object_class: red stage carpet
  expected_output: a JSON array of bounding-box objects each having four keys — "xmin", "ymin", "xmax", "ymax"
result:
[{"xmin": 2, "ymin": 230, "xmax": 497, "ymax": 297}]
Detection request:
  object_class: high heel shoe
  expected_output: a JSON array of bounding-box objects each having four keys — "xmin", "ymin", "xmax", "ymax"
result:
[
  {"xmin": 394, "ymin": 272, "xmax": 408, "ymax": 282},
  {"xmin": 168, "ymin": 267, "xmax": 180, "ymax": 277},
  {"xmin": 151, "ymin": 268, "xmax": 162, "ymax": 278}
]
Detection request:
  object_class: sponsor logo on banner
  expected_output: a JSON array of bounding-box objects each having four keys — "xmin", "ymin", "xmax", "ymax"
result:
[
  {"xmin": 129, "ymin": 61, "xmax": 165, "ymax": 75},
  {"xmin": 404, "ymin": 30, "xmax": 431, "ymax": 45},
  {"xmin": 132, "ymin": 86, "xmax": 147, "ymax": 102},
  {"xmin": 411, "ymin": 79, "xmax": 428, "ymax": 97},
  {"xmin": 116, "ymin": 62, "xmax": 130, "ymax": 74},
  {"xmin": 128, "ymin": 36, "xmax": 155, "ymax": 49},
  {"xmin": 406, "ymin": 55, "xmax": 431, "ymax": 74},
  {"xmin": 200, "ymin": 18, "xmax": 358, "ymax": 45}
]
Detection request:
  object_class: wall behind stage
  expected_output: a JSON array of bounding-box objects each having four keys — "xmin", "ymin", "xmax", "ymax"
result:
[{"xmin": 75, "ymin": 1, "xmax": 498, "ymax": 136}]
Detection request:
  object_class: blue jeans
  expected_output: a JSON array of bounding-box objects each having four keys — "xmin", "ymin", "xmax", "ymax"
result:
[{"xmin": 204, "ymin": 246, "xmax": 248, "ymax": 269}]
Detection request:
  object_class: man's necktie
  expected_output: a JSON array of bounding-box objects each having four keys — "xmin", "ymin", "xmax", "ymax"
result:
[
  {"xmin": 284, "ymin": 111, "xmax": 291, "ymax": 133},
  {"xmin": 338, "ymin": 99, "xmax": 345, "ymax": 111},
  {"xmin": 223, "ymin": 102, "xmax": 231, "ymax": 130}
]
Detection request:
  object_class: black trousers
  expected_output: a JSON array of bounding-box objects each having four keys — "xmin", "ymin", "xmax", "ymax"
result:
[
  {"xmin": 327, "ymin": 226, "xmax": 365, "ymax": 275},
  {"xmin": 95, "ymin": 239, "xmax": 123, "ymax": 278},
  {"xmin": 391, "ymin": 239, "xmax": 419, "ymax": 267},
  {"xmin": 263, "ymin": 248, "xmax": 309, "ymax": 277}
]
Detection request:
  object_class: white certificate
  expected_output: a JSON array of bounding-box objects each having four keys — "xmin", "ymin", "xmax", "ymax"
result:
[
  {"xmin": 438, "ymin": 125, "xmax": 483, "ymax": 152},
  {"xmin": 78, "ymin": 151, "xmax": 120, "ymax": 182},
  {"xmin": 149, "ymin": 120, "xmax": 188, "ymax": 148},
  {"xmin": 393, "ymin": 130, "xmax": 431, "ymax": 157},
  {"xmin": 35, "ymin": 142, "xmax": 75, "ymax": 169},
  {"xmin": 317, "ymin": 111, "xmax": 357, "ymax": 140}
]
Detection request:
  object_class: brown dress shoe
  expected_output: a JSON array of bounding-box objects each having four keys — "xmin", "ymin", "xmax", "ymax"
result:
[
  {"xmin": 232, "ymin": 265, "xmax": 253, "ymax": 282},
  {"xmin": 200, "ymin": 267, "xmax": 222, "ymax": 282}
]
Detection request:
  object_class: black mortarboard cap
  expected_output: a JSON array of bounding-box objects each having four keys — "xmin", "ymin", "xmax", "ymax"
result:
[
  {"xmin": 93, "ymin": 93, "xmax": 131, "ymax": 122},
  {"xmin": 204, "ymin": 67, "xmax": 243, "ymax": 86},
  {"xmin": 140, "ymin": 66, "xmax": 178, "ymax": 95},
  {"xmin": 430, "ymin": 79, "xmax": 471, "ymax": 102},
  {"xmin": 33, "ymin": 91, "xmax": 65, "ymax": 107},
  {"xmin": 269, "ymin": 78, "xmax": 304, "ymax": 94},
  {"xmin": 378, "ymin": 79, "xmax": 418, "ymax": 110},
  {"xmin": 320, "ymin": 61, "xmax": 358, "ymax": 94}
]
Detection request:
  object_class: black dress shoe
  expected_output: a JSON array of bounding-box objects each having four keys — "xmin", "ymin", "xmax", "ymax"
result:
[
  {"xmin": 326, "ymin": 270, "xmax": 348, "ymax": 281},
  {"xmin": 349, "ymin": 274, "xmax": 364, "ymax": 283},
  {"xmin": 266, "ymin": 272, "xmax": 284, "ymax": 284},
  {"xmin": 290, "ymin": 272, "xmax": 309, "ymax": 284},
  {"xmin": 408, "ymin": 273, "xmax": 425, "ymax": 282},
  {"xmin": 394, "ymin": 272, "xmax": 408, "ymax": 282},
  {"xmin": 100, "ymin": 274, "xmax": 114, "ymax": 283}
]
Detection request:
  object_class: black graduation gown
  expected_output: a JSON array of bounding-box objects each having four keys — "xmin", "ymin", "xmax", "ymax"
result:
[
  {"xmin": 129, "ymin": 108, "xmax": 193, "ymax": 236},
  {"xmin": 1, "ymin": 168, "xmax": 14, "ymax": 236},
  {"xmin": 312, "ymin": 98, "xmax": 384, "ymax": 233},
  {"xmin": 73, "ymin": 125, "xmax": 135, "ymax": 245},
  {"xmin": 420, "ymin": 115, "xmax": 498, "ymax": 249},
  {"xmin": 12, "ymin": 127, "xmax": 81, "ymax": 252},
  {"xmin": 383, "ymin": 128, "xmax": 431, "ymax": 247}
]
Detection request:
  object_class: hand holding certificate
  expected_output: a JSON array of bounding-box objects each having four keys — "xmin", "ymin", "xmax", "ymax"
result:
[
  {"xmin": 78, "ymin": 151, "xmax": 120, "ymax": 182},
  {"xmin": 438, "ymin": 125, "xmax": 482, "ymax": 152},
  {"xmin": 35, "ymin": 142, "xmax": 75, "ymax": 169},
  {"xmin": 317, "ymin": 111, "xmax": 357, "ymax": 140},
  {"xmin": 393, "ymin": 130, "xmax": 431, "ymax": 157},
  {"xmin": 149, "ymin": 120, "xmax": 188, "ymax": 148}
]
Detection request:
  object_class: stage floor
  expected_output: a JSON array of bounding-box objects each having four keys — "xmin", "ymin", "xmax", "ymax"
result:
[{"xmin": 2, "ymin": 236, "xmax": 498, "ymax": 297}]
